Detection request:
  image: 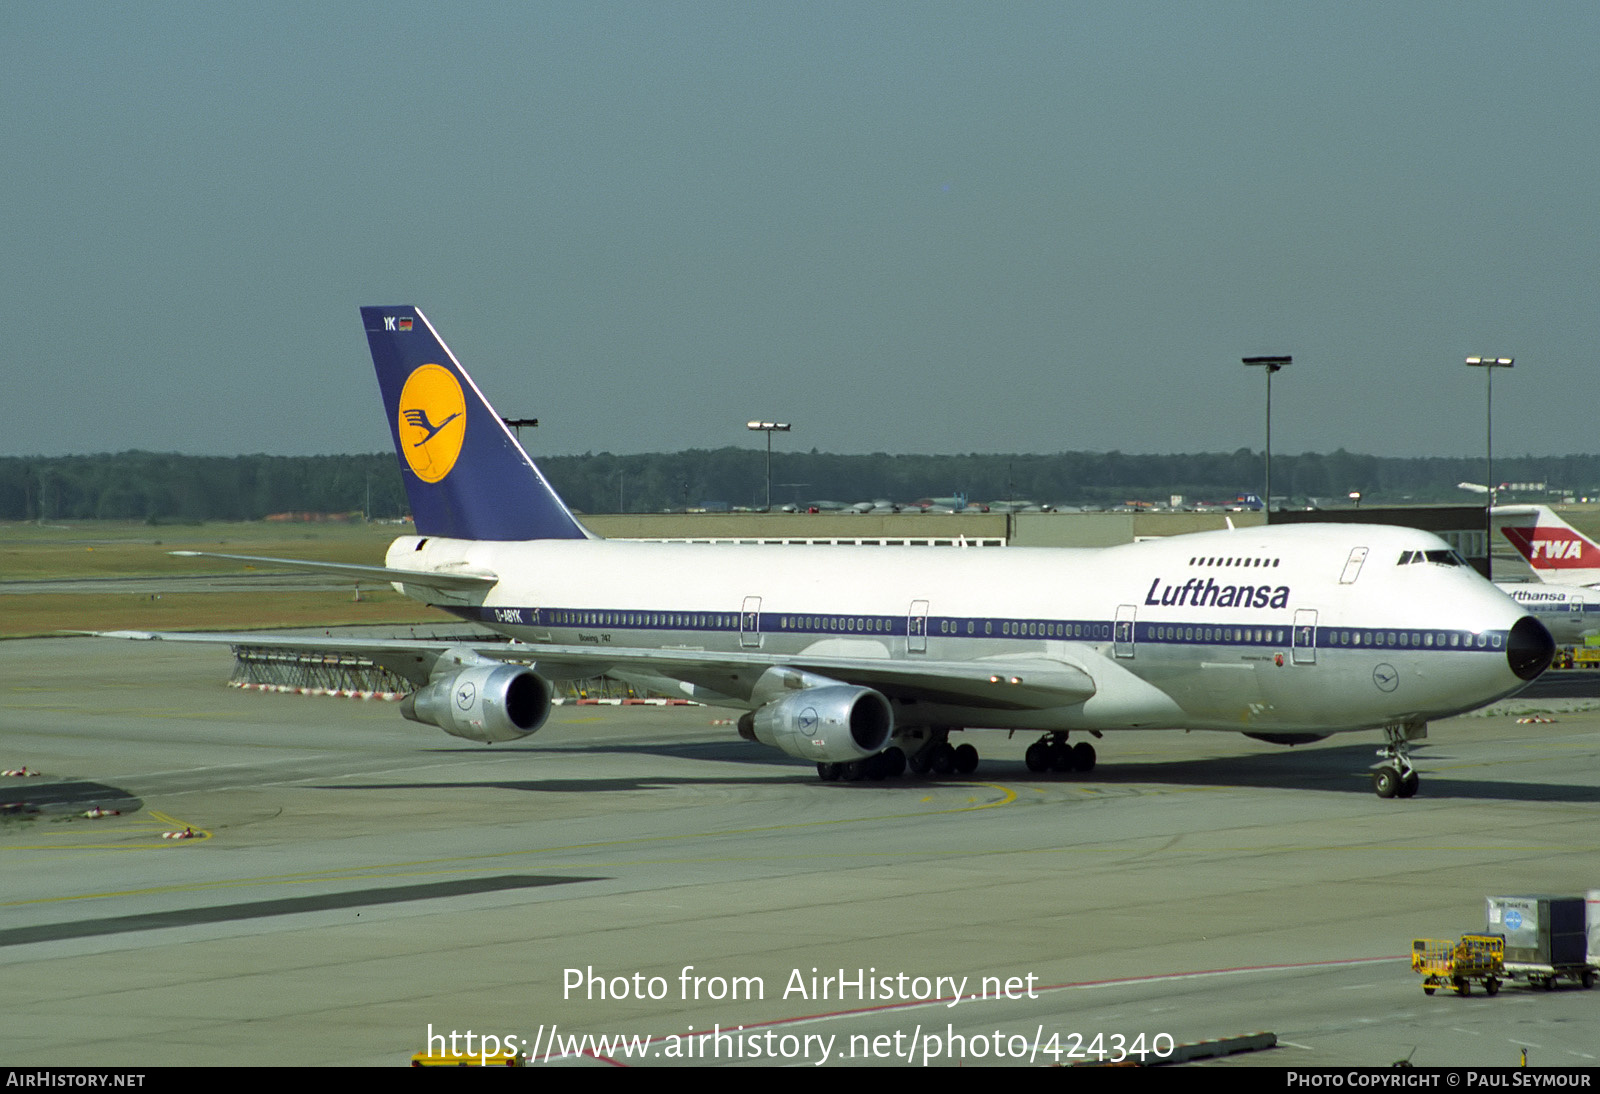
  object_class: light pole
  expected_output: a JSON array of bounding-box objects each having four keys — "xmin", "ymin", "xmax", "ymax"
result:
[
  {"xmin": 1465, "ymin": 356, "xmax": 1514, "ymax": 575},
  {"xmin": 503, "ymin": 417, "xmax": 539, "ymax": 446},
  {"xmin": 746, "ymin": 421, "xmax": 790, "ymax": 511},
  {"xmin": 1242, "ymin": 356, "xmax": 1291, "ymax": 520}
]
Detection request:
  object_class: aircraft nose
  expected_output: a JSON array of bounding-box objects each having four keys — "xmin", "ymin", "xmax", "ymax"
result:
[{"xmin": 1506, "ymin": 615, "xmax": 1555, "ymax": 681}]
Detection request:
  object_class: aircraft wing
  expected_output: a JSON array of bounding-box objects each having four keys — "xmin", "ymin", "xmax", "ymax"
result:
[
  {"xmin": 757, "ymin": 654, "xmax": 1096, "ymax": 709},
  {"xmin": 567, "ymin": 645, "xmax": 1098, "ymax": 710},
  {"xmin": 167, "ymin": 551, "xmax": 497, "ymax": 593},
  {"xmin": 99, "ymin": 630, "xmax": 1096, "ymax": 710}
]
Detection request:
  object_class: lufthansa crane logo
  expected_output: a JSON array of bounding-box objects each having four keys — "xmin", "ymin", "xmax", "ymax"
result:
[{"xmin": 398, "ymin": 364, "xmax": 466, "ymax": 483}]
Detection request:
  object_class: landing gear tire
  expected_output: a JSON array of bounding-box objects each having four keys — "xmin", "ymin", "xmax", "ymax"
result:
[
  {"xmin": 1398, "ymin": 771, "xmax": 1420, "ymax": 798},
  {"xmin": 907, "ymin": 749, "xmax": 930, "ymax": 775},
  {"xmin": 817, "ymin": 762, "xmax": 842, "ymax": 782},
  {"xmin": 953, "ymin": 743, "xmax": 979, "ymax": 775},
  {"xmin": 1072, "ymin": 742, "xmax": 1097, "ymax": 774},
  {"xmin": 1025, "ymin": 741, "xmax": 1048, "ymax": 772},
  {"xmin": 1049, "ymin": 741, "xmax": 1074, "ymax": 773},
  {"xmin": 879, "ymin": 747, "xmax": 907, "ymax": 778},
  {"xmin": 1373, "ymin": 766, "xmax": 1402, "ymax": 799},
  {"xmin": 928, "ymin": 742, "xmax": 956, "ymax": 776}
]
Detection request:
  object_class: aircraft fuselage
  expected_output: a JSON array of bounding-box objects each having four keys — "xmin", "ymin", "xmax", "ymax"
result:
[{"xmin": 388, "ymin": 521, "xmax": 1544, "ymax": 737}]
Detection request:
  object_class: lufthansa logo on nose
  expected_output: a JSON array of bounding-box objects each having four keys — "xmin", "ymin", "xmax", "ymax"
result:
[{"xmin": 398, "ymin": 364, "xmax": 466, "ymax": 483}]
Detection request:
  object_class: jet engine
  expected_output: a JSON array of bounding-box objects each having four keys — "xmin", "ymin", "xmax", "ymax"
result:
[
  {"xmin": 738, "ymin": 685, "xmax": 893, "ymax": 762},
  {"xmin": 401, "ymin": 662, "xmax": 552, "ymax": 744}
]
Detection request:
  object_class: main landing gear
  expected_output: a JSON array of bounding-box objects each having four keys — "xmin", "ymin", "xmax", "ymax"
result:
[
  {"xmin": 1023, "ymin": 732, "xmax": 1096, "ymax": 775},
  {"xmin": 816, "ymin": 747, "xmax": 907, "ymax": 782},
  {"xmin": 1372, "ymin": 721, "xmax": 1425, "ymax": 799},
  {"xmin": 907, "ymin": 737, "xmax": 979, "ymax": 776},
  {"xmin": 814, "ymin": 729, "xmax": 980, "ymax": 781},
  {"xmin": 814, "ymin": 729, "xmax": 1102, "ymax": 783}
]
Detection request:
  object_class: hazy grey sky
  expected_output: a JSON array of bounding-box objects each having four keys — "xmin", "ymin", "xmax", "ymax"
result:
[{"xmin": 4, "ymin": 2, "xmax": 1596, "ymax": 460}]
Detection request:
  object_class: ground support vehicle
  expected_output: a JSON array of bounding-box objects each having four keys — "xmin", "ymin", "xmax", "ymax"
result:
[{"xmin": 1412, "ymin": 934, "xmax": 1504, "ymax": 996}]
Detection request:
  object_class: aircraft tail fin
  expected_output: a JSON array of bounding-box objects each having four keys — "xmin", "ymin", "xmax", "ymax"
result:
[
  {"xmin": 361, "ymin": 306, "xmax": 592, "ymax": 541},
  {"xmin": 1495, "ymin": 505, "xmax": 1600, "ymax": 586}
]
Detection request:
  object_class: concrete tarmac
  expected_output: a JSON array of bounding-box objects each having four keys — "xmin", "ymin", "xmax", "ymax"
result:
[{"xmin": 2, "ymin": 636, "xmax": 1597, "ymax": 1068}]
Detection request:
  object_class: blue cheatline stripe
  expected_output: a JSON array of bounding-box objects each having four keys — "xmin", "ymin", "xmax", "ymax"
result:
[{"xmin": 440, "ymin": 605, "xmax": 1511, "ymax": 654}]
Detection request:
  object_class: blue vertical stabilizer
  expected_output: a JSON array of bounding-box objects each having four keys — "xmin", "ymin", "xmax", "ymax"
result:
[{"xmin": 361, "ymin": 306, "xmax": 591, "ymax": 541}]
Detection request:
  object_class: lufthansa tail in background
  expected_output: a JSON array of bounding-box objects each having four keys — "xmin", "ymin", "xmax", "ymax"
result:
[{"xmin": 111, "ymin": 307, "xmax": 1556, "ymax": 800}]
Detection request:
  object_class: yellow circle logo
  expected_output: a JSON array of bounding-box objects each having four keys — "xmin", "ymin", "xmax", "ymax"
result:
[{"xmin": 397, "ymin": 364, "xmax": 466, "ymax": 483}]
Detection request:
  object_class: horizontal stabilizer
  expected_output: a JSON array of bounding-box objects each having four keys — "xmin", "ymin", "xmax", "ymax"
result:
[{"xmin": 168, "ymin": 551, "xmax": 497, "ymax": 592}]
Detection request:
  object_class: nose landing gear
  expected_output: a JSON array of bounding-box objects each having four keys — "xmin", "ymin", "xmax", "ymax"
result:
[{"xmin": 1372, "ymin": 721, "xmax": 1425, "ymax": 799}]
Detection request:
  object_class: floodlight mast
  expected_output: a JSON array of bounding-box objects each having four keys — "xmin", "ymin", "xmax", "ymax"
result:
[
  {"xmin": 502, "ymin": 417, "xmax": 539, "ymax": 445},
  {"xmin": 1242, "ymin": 356, "xmax": 1292, "ymax": 520},
  {"xmin": 1465, "ymin": 356, "xmax": 1514, "ymax": 575},
  {"xmin": 746, "ymin": 421, "xmax": 791, "ymax": 511}
]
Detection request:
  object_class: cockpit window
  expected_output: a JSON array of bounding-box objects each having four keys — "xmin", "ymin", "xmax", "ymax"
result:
[{"xmin": 1398, "ymin": 549, "xmax": 1468, "ymax": 567}]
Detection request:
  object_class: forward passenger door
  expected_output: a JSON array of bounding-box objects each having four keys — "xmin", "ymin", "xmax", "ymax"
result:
[
  {"xmin": 1114, "ymin": 604, "xmax": 1137, "ymax": 659},
  {"xmin": 1292, "ymin": 608, "xmax": 1318, "ymax": 665},
  {"xmin": 907, "ymin": 600, "xmax": 929, "ymax": 654}
]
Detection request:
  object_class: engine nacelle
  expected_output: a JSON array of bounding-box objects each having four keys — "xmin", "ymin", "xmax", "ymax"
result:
[
  {"xmin": 738, "ymin": 685, "xmax": 893, "ymax": 762},
  {"xmin": 402, "ymin": 663, "xmax": 551, "ymax": 744}
]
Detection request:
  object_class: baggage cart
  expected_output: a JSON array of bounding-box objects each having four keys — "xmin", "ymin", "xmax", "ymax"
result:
[{"xmin": 1412, "ymin": 934, "xmax": 1504, "ymax": 996}]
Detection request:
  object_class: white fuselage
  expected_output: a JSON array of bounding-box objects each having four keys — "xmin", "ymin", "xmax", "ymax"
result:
[{"xmin": 386, "ymin": 523, "xmax": 1539, "ymax": 737}]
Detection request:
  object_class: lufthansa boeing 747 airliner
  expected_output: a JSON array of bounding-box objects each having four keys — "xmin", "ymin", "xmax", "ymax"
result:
[{"xmin": 108, "ymin": 307, "xmax": 1555, "ymax": 799}]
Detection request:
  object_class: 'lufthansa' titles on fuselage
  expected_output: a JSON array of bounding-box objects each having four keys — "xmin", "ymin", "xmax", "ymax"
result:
[{"xmin": 1145, "ymin": 576, "xmax": 1290, "ymax": 610}]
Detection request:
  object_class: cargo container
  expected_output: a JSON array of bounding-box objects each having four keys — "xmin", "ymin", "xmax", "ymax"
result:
[
  {"xmin": 1485, "ymin": 894, "xmax": 1597, "ymax": 990},
  {"xmin": 1589, "ymin": 889, "xmax": 1600, "ymax": 966}
]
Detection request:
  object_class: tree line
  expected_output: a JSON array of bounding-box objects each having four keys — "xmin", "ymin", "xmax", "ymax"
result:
[{"xmin": 1, "ymin": 448, "xmax": 1593, "ymax": 522}]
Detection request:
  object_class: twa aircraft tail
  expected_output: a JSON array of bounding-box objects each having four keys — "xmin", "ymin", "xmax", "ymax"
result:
[
  {"xmin": 361, "ymin": 306, "xmax": 592, "ymax": 542},
  {"xmin": 1495, "ymin": 505, "xmax": 1600, "ymax": 587}
]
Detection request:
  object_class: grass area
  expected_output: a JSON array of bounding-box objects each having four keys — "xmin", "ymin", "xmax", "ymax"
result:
[
  {"xmin": 0, "ymin": 520, "xmax": 407, "ymax": 581},
  {"xmin": 0, "ymin": 520, "xmax": 438, "ymax": 637},
  {"xmin": 1, "ymin": 590, "xmax": 440, "ymax": 639}
]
